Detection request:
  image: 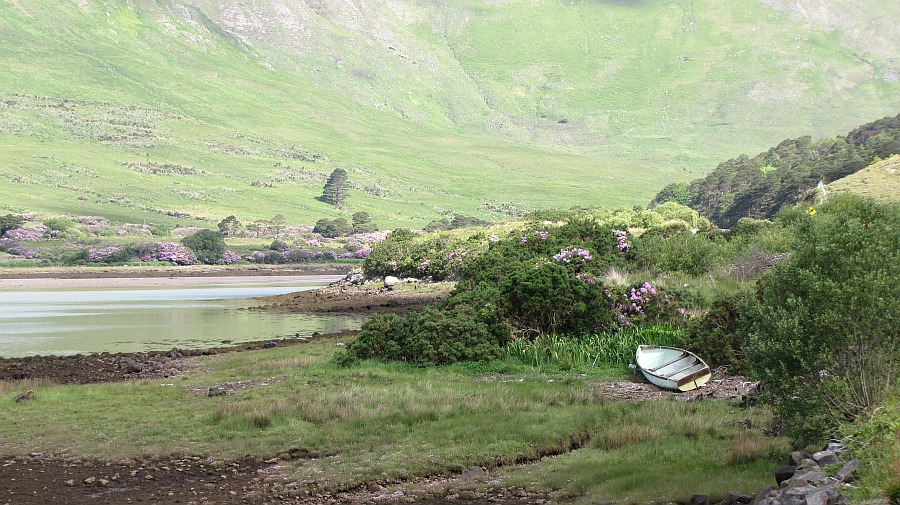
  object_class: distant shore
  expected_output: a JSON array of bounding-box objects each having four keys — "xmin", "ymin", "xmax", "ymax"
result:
[{"xmin": 0, "ymin": 263, "xmax": 353, "ymax": 289}]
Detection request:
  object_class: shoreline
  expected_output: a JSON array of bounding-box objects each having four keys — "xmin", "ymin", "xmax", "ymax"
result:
[
  {"xmin": 0, "ymin": 274, "xmax": 346, "ymax": 290},
  {"xmin": 0, "ymin": 263, "xmax": 353, "ymax": 289}
]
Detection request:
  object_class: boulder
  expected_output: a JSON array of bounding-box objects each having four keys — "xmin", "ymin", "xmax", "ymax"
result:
[
  {"xmin": 727, "ymin": 492, "xmax": 753, "ymax": 505},
  {"xmin": 690, "ymin": 494, "xmax": 709, "ymax": 505},
  {"xmin": 774, "ymin": 465, "xmax": 796, "ymax": 486},
  {"xmin": 825, "ymin": 443, "xmax": 848, "ymax": 457},
  {"xmin": 788, "ymin": 450, "xmax": 812, "ymax": 467},
  {"xmin": 812, "ymin": 450, "xmax": 838, "ymax": 466},
  {"xmin": 835, "ymin": 459, "xmax": 861, "ymax": 483},
  {"xmin": 383, "ymin": 276, "xmax": 399, "ymax": 289}
]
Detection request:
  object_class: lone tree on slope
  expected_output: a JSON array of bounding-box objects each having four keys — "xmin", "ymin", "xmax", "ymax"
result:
[{"xmin": 322, "ymin": 168, "xmax": 351, "ymax": 208}]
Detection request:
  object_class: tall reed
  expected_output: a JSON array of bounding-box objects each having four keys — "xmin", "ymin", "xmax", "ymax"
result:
[{"xmin": 505, "ymin": 325, "xmax": 684, "ymax": 368}]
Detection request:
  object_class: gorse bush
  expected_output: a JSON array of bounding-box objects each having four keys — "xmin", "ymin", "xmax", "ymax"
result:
[
  {"xmin": 745, "ymin": 195, "xmax": 900, "ymax": 445},
  {"xmin": 337, "ymin": 298, "xmax": 511, "ymax": 366}
]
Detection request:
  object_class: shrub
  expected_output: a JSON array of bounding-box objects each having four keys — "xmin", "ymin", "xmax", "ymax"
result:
[
  {"xmin": 680, "ymin": 290, "xmax": 751, "ymax": 374},
  {"xmin": 0, "ymin": 214, "xmax": 25, "ymax": 236},
  {"xmin": 745, "ymin": 195, "xmax": 900, "ymax": 445},
  {"xmin": 43, "ymin": 217, "xmax": 75, "ymax": 233},
  {"xmin": 500, "ymin": 261, "xmax": 616, "ymax": 337},
  {"xmin": 313, "ymin": 218, "xmax": 351, "ymax": 238},
  {"xmin": 182, "ymin": 229, "xmax": 226, "ymax": 264},
  {"xmin": 149, "ymin": 224, "xmax": 170, "ymax": 237},
  {"xmin": 337, "ymin": 299, "xmax": 511, "ymax": 367}
]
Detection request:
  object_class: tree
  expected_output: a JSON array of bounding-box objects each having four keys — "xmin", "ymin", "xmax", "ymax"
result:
[
  {"xmin": 0, "ymin": 214, "xmax": 25, "ymax": 236},
  {"xmin": 313, "ymin": 218, "xmax": 351, "ymax": 238},
  {"xmin": 217, "ymin": 215, "xmax": 242, "ymax": 237},
  {"xmin": 351, "ymin": 212, "xmax": 377, "ymax": 233},
  {"xmin": 270, "ymin": 214, "xmax": 286, "ymax": 237},
  {"xmin": 182, "ymin": 229, "xmax": 226, "ymax": 264},
  {"xmin": 322, "ymin": 168, "xmax": 351, "ymax": 207},
  {"xmin": 744, "ymin": 196, "xmax": 900, "ymax": 444}
]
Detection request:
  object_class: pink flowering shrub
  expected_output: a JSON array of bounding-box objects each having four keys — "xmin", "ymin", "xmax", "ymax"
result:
[
  {"xmin": 154, "ymin": 242, "xmax": 198, "ymax": 265},
  {"xmin": 89, "ymin": 246, "xmax": 125, "ymax": 263},
  {"xmin": 218, "ymin": 250, "xmax": 241, "ymax": 265},
  {"xmin": 3, "ymin": 225, "xmax": 49, "ymax": 242}
]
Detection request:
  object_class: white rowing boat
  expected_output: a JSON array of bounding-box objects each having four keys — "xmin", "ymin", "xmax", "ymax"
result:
[{"xmin": 635, "ymin": 345, "xmax": 711, "ymax": 392}]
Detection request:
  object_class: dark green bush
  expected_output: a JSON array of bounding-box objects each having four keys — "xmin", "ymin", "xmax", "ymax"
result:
[
  {"xmin": 44, "ymin": 217, "xmax": 75, "ymax": 233},
  {"xmin": 338, "ymin": 299, "xmax": 511, "ymax": 366},
  {"xmin": 182, "ymin": 229, "xmax": 226, "ymax": 264},
  {"xmin": 680, "ymin": 290, "xmax": 751, "ymax": 374},
  {"xmin": 745, "ymin": 195, "xmax": 900, "ymax": 445},
  {"xmin": 499, "ymin": 261, "xmax": 615, "ymax": 337}
]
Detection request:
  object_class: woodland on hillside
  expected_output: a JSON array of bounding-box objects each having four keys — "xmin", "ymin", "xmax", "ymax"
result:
[{"xmin": 651, "ymin": 114, "xmax": 900, "ymax": 227}]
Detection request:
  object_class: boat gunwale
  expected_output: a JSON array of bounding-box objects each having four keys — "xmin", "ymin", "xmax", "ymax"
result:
[{"xmin": 636, "ymin": 345, "xmax": 711, "ymax": 390}]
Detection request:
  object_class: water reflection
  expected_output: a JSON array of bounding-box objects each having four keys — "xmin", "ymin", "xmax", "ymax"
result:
[{"xmin": 0, "ymin": 278, "xmax": 365, "ymax": 357}]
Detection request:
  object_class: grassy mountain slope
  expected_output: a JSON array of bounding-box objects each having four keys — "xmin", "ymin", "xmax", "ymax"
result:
[
  {"xmin": 1, "ymin": 0, "xmax": 899, "ymax": 228},
  {"xmin": 827, "ymin": 154, "xmax": 900, "ymax": 202}
]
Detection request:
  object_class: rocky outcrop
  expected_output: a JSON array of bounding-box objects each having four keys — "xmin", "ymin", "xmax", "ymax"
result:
[{"xmin": 750, "ymin": 443, "xmax": 860, "ymax": 505}]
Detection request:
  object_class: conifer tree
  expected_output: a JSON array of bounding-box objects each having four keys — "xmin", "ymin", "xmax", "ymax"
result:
[{"xmin": 322, "ymin": 168, "xmax": 350, "ymax": 207}]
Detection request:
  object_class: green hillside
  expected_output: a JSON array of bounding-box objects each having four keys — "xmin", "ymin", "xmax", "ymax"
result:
[
  {"xmin": 828, "ymin": 154, "xmax": 900, "ymax": 202},
  {"xmin": 1, "ymin": 0, "xmax": 899, "ymax": 228}
]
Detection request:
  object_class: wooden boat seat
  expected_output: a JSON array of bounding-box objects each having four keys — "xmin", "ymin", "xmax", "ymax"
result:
[
  {"xmin": 664, "ymin": 361, "xmax": 704, "ymax": 379},
  {"xmin": 647, "ymin": 351, "xmax": 688, "ymax": 372},
  {"xmin": 676, "ymin": 367, "xmax": 712, "ymax": 387}
]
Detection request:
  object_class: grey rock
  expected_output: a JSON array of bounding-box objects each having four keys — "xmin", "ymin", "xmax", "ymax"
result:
[
  {"xmin": 788, "ymin": 450, "xmax": 811, "ymax": 467},
  {"xmin": 751, "ymin": 486, "xmax": 777, "ymax": 505},
  {"xmin": 384, "ymin": 276, "xmax": 399, "ymax": 289},
  {"xmin": 812, "ymin": 450, "xmax": 838, "ymax": 466},
  {"xmin": 262, "ymin": 340, "xmax": 278, "ymax": 349},
  {"xmin": 782, "ymin": 485, "xmax": 818, "ymax": 505},
  {"xmin": 461, "ymin": 466, "xmax": 488, "ymax": 483},
  {"xmin": 825, "ymin": 443, "xmax": 848, "ymax": 457},
  {"xmin": 835, "ymin": 459, "xmax": 861, "ymax": 483},
  {"xmin": 83, "ymin": 476, "xmax": 96, "ymax": 485},
  {"xmin": 64, "ymin": 479, "xmax": 75, "ymax": 486},
  {"xmin": 797, "ymin": 458, "xmax": 820, "ymax": 471},
  {"xmin": 207, "ymin": 387, "xmax": 227, "ymax": 397},
  {"xmin": 690, "ymin": 494, "xmax": 709, "ymax": 505},
  {"xmin": 728, "ymin": 492, "xmax": 753, "ymax": 505},
  {"xmin": 367, "ymin": 483, "xmax": 387, "ymax": 493},
  {"xmin": 97, "ymin": 478, "xmax": 110, "ymax": 487},
  {"xmin": 775, "ymin": 465, "xmax": 796, "ymax": 486}
]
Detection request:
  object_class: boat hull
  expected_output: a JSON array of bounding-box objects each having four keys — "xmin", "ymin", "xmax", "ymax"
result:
[{"xmin": 636, "ymin": 345, "xmax": 711, "ymax": 392}]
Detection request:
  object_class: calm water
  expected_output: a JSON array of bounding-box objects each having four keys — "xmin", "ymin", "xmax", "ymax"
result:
[{"xmin": 0, "ymin": 277, "xmax": 366, "ymax": 357}]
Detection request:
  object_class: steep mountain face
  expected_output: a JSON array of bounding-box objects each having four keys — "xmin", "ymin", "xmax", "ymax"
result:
[{"xmin": 1, "ymin": 0, "xmax": 899, "ymax": 226}]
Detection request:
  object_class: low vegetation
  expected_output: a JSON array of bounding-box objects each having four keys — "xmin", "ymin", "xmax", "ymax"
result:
[{"xmin": 1, "ymin": 338, "xmax": 787, "ymax": 503}]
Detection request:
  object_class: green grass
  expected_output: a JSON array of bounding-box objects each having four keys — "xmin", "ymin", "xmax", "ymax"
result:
[
  {"xmin": 1, "ymin": 0, "xmax": 899, "ymax": 228},
  {"xmin": 505, "ymin": 325, "xmax": 685, "ymax": 369},
  {"xmin": 828, "ymin": 155, "xmax": 900, "ymax": 203},
  {"xmin": 0, "ymin": 335, "xmax": 790, "ymax": 502}
]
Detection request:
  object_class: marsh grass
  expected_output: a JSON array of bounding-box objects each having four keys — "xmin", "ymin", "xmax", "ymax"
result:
[
  {"xmin": 0, "ymin": 337, "xmax": 789, "ymax": 503},
  {"xmin": 501, "ymin": 400, "xmax": 788, "ymax": 504},
  {"xmin": 0, "ymin": 378, "xmax": 55, "ymax": 394}
]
